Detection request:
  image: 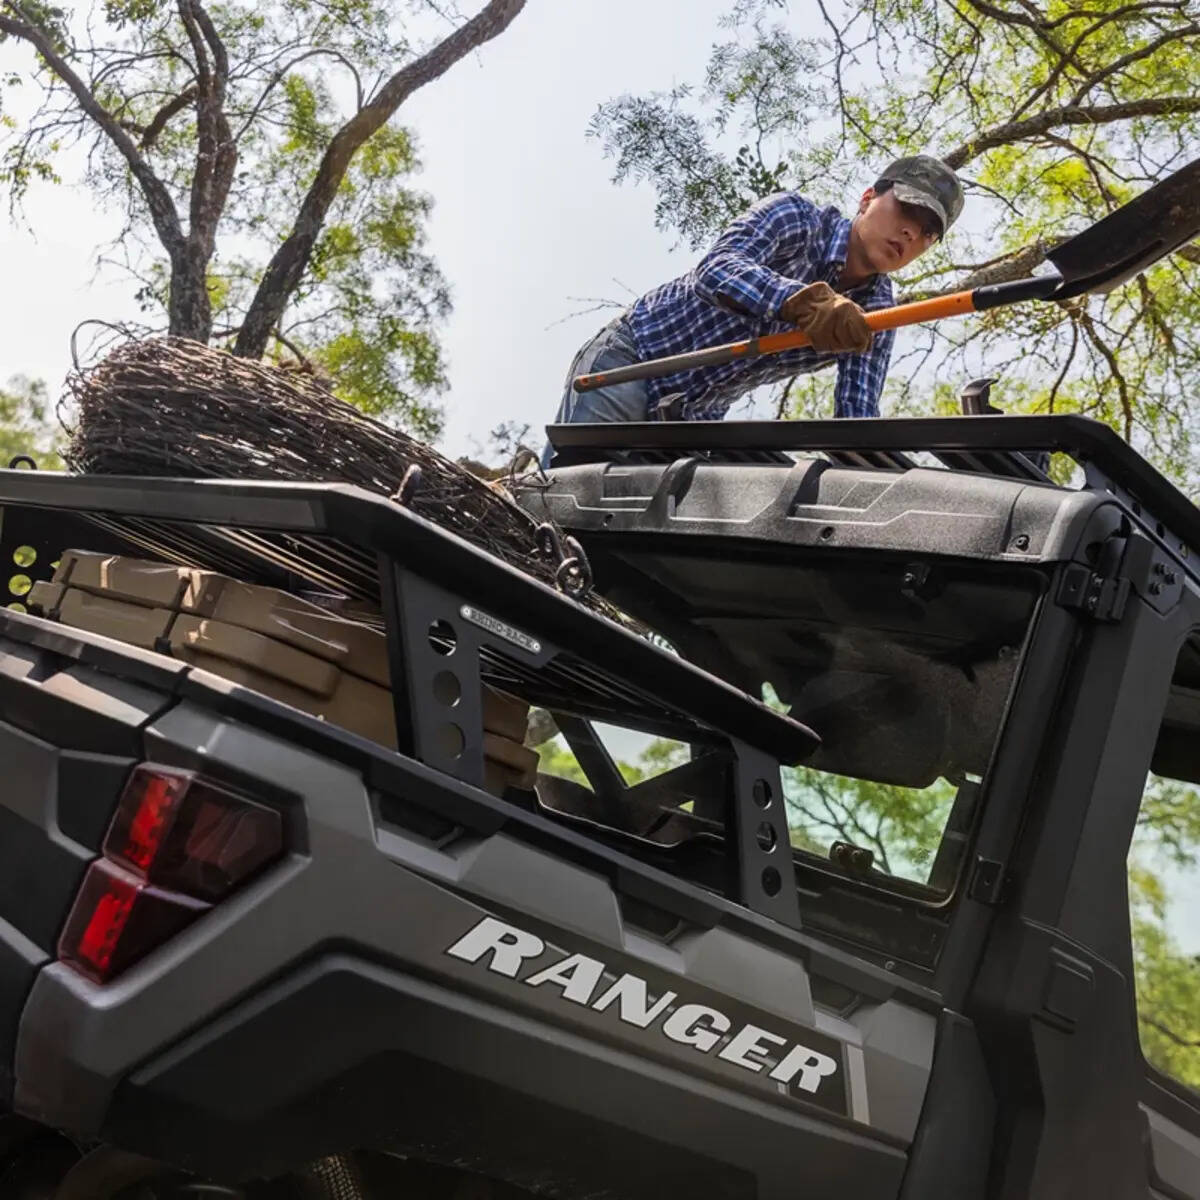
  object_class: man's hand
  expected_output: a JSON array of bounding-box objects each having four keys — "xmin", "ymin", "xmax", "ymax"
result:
[{"xmin": 779, "ymin": 281, "xmax": 873, "ymax": 354}]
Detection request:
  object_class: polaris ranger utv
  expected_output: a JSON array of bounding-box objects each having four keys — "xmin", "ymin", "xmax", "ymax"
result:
[{"xmin": 0, "ymin": 412, "xmax": 1195, "ymax": 1198}]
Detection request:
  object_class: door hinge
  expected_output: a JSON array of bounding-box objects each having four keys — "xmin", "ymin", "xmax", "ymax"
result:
[
  {"xmin": 1057, "ymin": 527, "xmax": 1140, "ymax": 623},
  {"xmin": 1056, "ymin": 564, "xmax": 1131, "ymax": 623}
]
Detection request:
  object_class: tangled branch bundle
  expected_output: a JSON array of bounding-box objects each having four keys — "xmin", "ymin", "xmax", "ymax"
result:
[{"xmin": 63, "ymin": 337, "xmax": 585, "ymax": 602}]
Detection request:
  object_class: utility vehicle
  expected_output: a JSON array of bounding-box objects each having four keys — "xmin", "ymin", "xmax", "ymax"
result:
[{"xmin": 0, "ymin": 408, "xmax": 1194, "ymax": 1198}]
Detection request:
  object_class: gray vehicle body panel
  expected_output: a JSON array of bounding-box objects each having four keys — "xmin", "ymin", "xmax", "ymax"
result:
[{"xmin": 12, "ymin": 693, "xmax": 926, "ymax": 1195}]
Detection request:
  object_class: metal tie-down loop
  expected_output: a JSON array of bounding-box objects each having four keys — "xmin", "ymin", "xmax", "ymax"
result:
[{"xmin": 535, "ymin": 523, "xmax": 594, "ymax": 600}]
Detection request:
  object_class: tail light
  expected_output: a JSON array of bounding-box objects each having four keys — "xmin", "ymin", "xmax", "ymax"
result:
[
  {"xmin": 58, "ymin": 860, "xmax": 210, "ymax": 983},
  {"xmin": 58, "ymin": 765, "xmax": 284, "ymax": 983},
  {"xmin": 104, "ymin": 765, "xmax": 283, "ymax": 901}
]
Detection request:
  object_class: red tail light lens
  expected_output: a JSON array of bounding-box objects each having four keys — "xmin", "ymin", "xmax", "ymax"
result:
[
  {"xmin": 58, "ymin": 859, "xmax": 209, "ymax": 983},
  {"xmin": 58, "ymin": 764, "xmax": 285, "ymax": 983},
  {"xmin": 104, "ymin": 765, "xmax": 283, "ymax": 901}
]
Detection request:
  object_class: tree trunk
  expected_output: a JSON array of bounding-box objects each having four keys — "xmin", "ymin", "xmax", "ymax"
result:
[{"xmin": 168, "ymin": 251, "xmax": 214, "ymax": 342}]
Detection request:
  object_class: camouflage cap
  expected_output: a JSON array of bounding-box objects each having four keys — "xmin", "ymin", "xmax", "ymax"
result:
[{"xmin": 877, "ymin": 155, "xmax": 965, "ymax": 233}]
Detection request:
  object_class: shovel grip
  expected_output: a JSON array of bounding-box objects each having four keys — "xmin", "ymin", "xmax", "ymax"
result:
[{"xmin": 573, "ymin": 291, "xmax": 979, "ymax": 393}]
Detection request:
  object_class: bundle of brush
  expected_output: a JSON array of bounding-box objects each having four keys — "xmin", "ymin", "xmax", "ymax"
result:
[{"xmin": 63, "ymin": 337, "xmax": 599, "ymax": 608}]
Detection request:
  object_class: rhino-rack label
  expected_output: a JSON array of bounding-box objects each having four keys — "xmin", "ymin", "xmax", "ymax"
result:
[
  {"xmin": 459, "ymin": 605, "xmax": 541, "ymax": 655},
  {"xmin": 446, "ymin": 916, "xmax": 847, "ymax": 1115}
]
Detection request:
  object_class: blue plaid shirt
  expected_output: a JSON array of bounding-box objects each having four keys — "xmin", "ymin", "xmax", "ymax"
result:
[{"xmin": 627, "ymin": 193, "xmax": 895, "ymax": 419}]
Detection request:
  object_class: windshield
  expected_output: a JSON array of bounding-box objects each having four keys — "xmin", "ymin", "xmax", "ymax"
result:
[{"xmin": 543, "ymin": 548, "xmax": 1043, "ymax": 901}]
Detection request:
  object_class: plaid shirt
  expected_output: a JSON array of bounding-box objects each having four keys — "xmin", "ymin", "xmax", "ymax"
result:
[{"xmin": 627, "ymin": 193, "xmax": 895, "ymax": 419}]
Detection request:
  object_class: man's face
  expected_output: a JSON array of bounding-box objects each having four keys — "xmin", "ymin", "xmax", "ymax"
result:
[{"xmin": 853, "ymin": 187, "xmax": 941, "ymax": 274}]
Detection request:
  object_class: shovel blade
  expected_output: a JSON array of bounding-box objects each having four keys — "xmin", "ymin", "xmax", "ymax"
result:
[{"xmin": 1047, "ymin": 157, "xmax": 1200, "ymax": 299}]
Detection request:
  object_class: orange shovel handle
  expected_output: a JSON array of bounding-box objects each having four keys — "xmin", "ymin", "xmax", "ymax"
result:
[
  {"xmin": 573, "ymin": 291, "xmax": 978, "ymax": 393},
  {"xmin": 756, "ymin": 291, "xmax": 978, "ymax": 354}
]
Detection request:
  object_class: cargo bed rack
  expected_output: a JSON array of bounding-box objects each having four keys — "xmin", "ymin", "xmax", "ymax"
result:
[{"xmin": 0, "ymin": 468, "xmax": 816, "ymax": 928}]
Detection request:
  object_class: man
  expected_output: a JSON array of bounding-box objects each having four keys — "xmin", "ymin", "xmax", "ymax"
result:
[{"xmin": 545, "ymin": 156, "xmax": 964, "ymax": 459}]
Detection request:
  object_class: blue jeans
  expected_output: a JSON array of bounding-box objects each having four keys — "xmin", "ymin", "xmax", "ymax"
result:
[{"xmin": 541, "ymin": 315, "xmax": 652, "ymax": 468}]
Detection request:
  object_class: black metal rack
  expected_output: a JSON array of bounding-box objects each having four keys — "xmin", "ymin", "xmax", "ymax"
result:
[{"xmin": 0, "ymin": 468, "xmax": 814, "ymax": 928}]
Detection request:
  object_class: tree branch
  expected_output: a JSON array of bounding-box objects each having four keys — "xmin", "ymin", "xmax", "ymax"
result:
[
  {"xmin": 1143, "ymin": 1014, "xmax": 1200, "ymax": 1048},
  {"xmin": 234, "ymin": 48, "xmax": 364, "ymax": 142},
  {"xmin": 1042, "ymin": 1, "xmax": 1187, "ymax": 31},
  {"xmin": 1079, "ymin": 309, "xmax": 1134, "ymax": 440},
  {"xmin": 189, "ymin": 0, "xmax": 228, "ymax": 81},
  {"xmin": 1046, "ymin": 320, "xmax": 1079, "ymax": 412},
  {"xmin": 0, "ymin": 2, "xmax": 184, "ymax": 256},
  {"xmin": 140, "ymin": 85, "xmax": 197, "ymax": 149},
  {"xmin": 957, "ymin": 0, "xmax": 1043, "ymax": 34},
  {"xmin": 1040, "ymin": 132, "xmax": 1120, "ymax": 206},
  {"xmin": 235, "ymin": 0, "xmax": 526, "ymax": 358},
  {"xmin": 906, "ymin": 232, "xmax": 1196, "ymax": 307},
  {"xmin": 898, "ymin": 239, "xmax": 1063, "ymax": 302},
  {"xmin": 179, "ymin": 0, "xmax": 234, "ymax": 257},
  {"xmin": 171, "ymin": 0, "xmax": 235, "ymax": 339},
  {"xmin": 942, "ymin": 95, "xmax": 1200, "ymax": 168},
  {"xmin": 1069, "ymin": 22, "xmax": 1200, "ymax": 106},
  {"xmin": 960, "ymin": 0, "xmax": 1090, "ymax": 78}
]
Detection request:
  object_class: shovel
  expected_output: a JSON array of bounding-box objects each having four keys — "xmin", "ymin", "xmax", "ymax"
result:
[{"xmin": 573, "ymin": 156, "xmax": 1200, "ymax": 395}]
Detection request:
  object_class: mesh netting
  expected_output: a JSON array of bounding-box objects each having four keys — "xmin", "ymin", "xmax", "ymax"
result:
[{"xmin": 62, "ymin": 336, "xmax": 600, "ymax": 609}]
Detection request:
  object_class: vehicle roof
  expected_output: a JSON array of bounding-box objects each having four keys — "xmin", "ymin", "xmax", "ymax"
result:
[{"xmin": 533, "ymin": 414, "xmax": 1197, "ymax": 574}]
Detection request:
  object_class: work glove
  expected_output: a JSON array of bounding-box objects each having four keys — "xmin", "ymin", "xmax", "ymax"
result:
[{"xmin": 779, "ymin": 281, "xmax": 873, "ymax": 354}]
